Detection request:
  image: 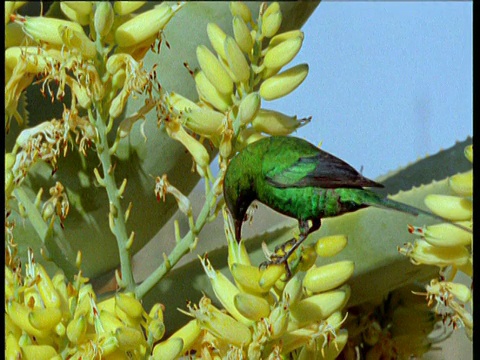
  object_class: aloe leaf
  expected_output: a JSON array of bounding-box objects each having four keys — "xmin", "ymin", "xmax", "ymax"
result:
[
  {"xmin": 140, "ymin": 139, "xmax": 470, "ymax": 332},
  {"xmin": 7, "ymin": 2, "xmax": 319, "ymax": 279}
]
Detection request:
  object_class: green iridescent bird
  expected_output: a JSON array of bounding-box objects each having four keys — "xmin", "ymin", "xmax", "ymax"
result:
[{"xmin": 223, "ymin": 135, "xmax": 470, "ymax": 267}]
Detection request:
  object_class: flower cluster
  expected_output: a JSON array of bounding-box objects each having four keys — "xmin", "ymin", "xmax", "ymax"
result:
[
  {"xmin": 165, "ymin": 210, "xmax": 354, "ymax": 359},
  {"xmin": 5, "ymin": 2, "xmax": 180, "ymax": 186},
  {"xmin": 340, "ymin": 283, "xmax": 445, "ymax": 359},
  {"xmin": 5, "ymin": 246, "xmax": 168, "ymax": 359},
  {"xmin": 399, "ymin": 145, "xmax": 473, "ymax": 339},
  {"xmin": 165, "ymin": 1, "xmax": 311, "ymax": 175}
]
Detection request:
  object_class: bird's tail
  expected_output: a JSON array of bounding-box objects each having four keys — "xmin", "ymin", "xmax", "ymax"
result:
[{"xmin": 367, "ymin": 196, "xmax": 472, "ymax": 234}]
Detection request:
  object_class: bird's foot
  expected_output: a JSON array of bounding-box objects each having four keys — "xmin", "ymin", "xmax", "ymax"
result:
[
  {"xmin": 273, "ymin": 237, "xmax": 297, "ymax": 253},
  {"xmin": 259, "ymin": 237, "xmax": 301, "ymax": 279},
  {"xmin": 259, "ymin": 254, "xmax": 292, "ymax": 279}
]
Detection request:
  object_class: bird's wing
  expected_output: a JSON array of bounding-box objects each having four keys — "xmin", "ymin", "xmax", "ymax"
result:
[{"xmin": 265, "ymin": 150, "xmax": 384, "ymax": 189}]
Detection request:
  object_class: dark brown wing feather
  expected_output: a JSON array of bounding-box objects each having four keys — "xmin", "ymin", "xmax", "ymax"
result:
[{"xmin": 266, "ymin": 149, "xmax": 384, "ymax": 189}]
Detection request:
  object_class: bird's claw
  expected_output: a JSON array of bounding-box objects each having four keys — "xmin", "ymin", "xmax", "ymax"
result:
[
  {"xmin": 259, "ymin": 235, "xmax": 306, "ymax": 279},
  {"xmin": 259, "ymin": 253, "xmax": 292, "ymax": 279},
  {"xmin": 273, "ymin": 237, "xmax": 297, "ymax": 253}
]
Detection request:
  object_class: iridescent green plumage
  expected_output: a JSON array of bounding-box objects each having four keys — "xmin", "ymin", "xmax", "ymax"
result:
[{"xmin": 223, "ymin": 136, "xmax": 470, "ymax": 269}]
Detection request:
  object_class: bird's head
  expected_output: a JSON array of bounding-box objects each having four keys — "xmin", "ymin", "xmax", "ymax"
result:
[{"xmin": 223, "ymin": 160, "xmax": 257, "ymax": 242}]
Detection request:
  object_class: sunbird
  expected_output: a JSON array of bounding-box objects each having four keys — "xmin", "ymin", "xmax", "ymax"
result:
[{"xmin": 223, "ymin": 135, "xmax": 471, "ymax": 268}]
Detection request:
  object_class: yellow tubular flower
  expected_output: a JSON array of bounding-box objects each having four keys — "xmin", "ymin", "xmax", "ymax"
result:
[
  {"xmin": 195, "ymin": 70, "xmax": 233, "ymax": 112},
  {"xmin": 303, "ymin": 261, "xmax": 355, "ymax": 294},
  {"xmin": 207, "ymin": 22, "xmax": 228, "ymax": 60},
  {"xmin": 152, "ymin": 337, "xmax": 184, "ymax": 360},
  {"xmin": 115, "ymin": 292, "xmax": 144, "ymax": 320},
  {"xmin": 261, "ymin": 2, "xmax": 282, "ymax": 38},
  {"xmin": 251, "ymin": 108, "xmax": 308, "ymax": 136},
  {"xmin": 22, "ymin": 16, "xmax": 85, "ymax": 46},
  {"xmin": 196, "ymin": 45, "xmax": 234, "ymax": 96},
  {"xmin": 94, "ymin": 1, "xmax": 114, "ymax": 38},
  {"xmin": 28, "ymin": 308, "xmax": 62, "ymax": 332},
  {"xmin": 233, "ymin": 292, "xmax": 271, "ymax": 321},
  {"xmin": 449, "ymin": 170, "xmax": 473, "ymax": 196},
  {"xmin": 259, "ymin": 64, "xmax": 309, "ymax": 100},
  {"xmin": 200, "ymin": 256, "xmax": 254, "ymax": 326},
  {"xmin": 402, "ymin": 239, "xmax": 469, "ymax": 267},
  {"xmin": 230, "ymin": 2, "xmax": 253, "ymax": 24},
  {"xmin": 60, "ymin": 26, "xmax": 96, "ymax": 59},
  {"xmin": 263, "ymin": 36, "xmax": 303, "ymax": 70},
  {"xmin": 21, "ymin": 344, "xmax": 58, "ymax": 360},
  {"xmin": 238, "ymin": 92, "xmax": 261, "ymax": 125},
  {"xmin": 423, "ymin": 222, "xmax": 472, "ymax": 247},
  {"xmin": 424, "ymin": 194, "xmax": 472, "ymax": 221},
  {"xmin": 233, "ymin": 16, "xmax": 253, "ymax": 54},
  {"xmin": 269, "ymin": 29, "xmax": 304, "ymax": 48},
  {"xmin": 282, "ymin": 274, "xmax": 303, "ymax": 306},
  {"xmin": 224, "ymin": 36, "xmax": 250, "ymax": 83},
  {"xmin": 165, "ymin": 120, "xmax": 210, "ymax": 169},
  {"xmin": 191, "ymin": 297, "xmax": 252, "ymax": 347},
  {"xmin": 267, "ymin": 303, "xmax": 290, "ymax": 339},
  {"xmin": 60, "ymin": 2, "xmax": 92, "ymax": 25},
  {"xmin": 315, "ymin": 234, "xmax": 348, "ymax": 257},
  {"xmin": 114, "ymin": 1, "xmax": 147, "ymax": 15},
  {"xmin": 6, "ymin": 332, "xmax": 22, "ymax": 360},
  {"xmin": 183, "ymin": 107, "xmax": 225, "ymax": 137},
  {"xmin": 290, "ymin": 287, "xmax": 350, "ymax": 326},
  {"xmin": 115, "ymin": 3, "xmax": 175, "ymax": 47}
]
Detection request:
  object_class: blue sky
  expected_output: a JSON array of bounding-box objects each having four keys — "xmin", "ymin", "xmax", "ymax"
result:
[{"xmin": 270, "ymin": 2, "xmax": 472, "ymax": 179}]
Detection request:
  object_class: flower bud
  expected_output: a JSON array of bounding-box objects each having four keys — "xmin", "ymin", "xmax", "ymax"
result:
[
  {"xmin": 259, "ymin": 64, "xmax": 309, "ymax": 100},
  {"xmin": 290, "ymin": 288, "xmax": 350, "ymax": 325},
  {"xmin": 238, "ymin": 92, "xmax": 261, "ymax": 125},
  {"xmin": 115, "ymin": 3, "xmax": 174, "ymax": 47},
  {"xmin": 197, "ymin": 45, "xmax": 234, "ymax": 95},
  {"xmin": 94, "ymin": 1, "xmax": 114, "ymax": 38},
  {"xmin": 261, "ymin": 2, "xmax": 282, "ymax": 38},
  {"xmin": 234, "ymin": 293, "xmax": 270, "ymax": 321},
  {"xmin": 5, "ymin": 22, "xmax": 25, "ymax": 47},
  {"xmin": 449, "ymin": 170, "xmax": 472, "ymax": 197},
  {"xmin": 184, "ymin": 107, "xmax": 225, "ymax": 137},
  {"xmin": 195, "ymin": 71, "xmax": 232, "ymax": 112},
  {"xmin": 252, "ymin": 108, "xmax": 308, "ymax": 136},
  {"xmin": 166, "ymin": 122, "xmax": 210, "ymax": 169},
  {"xmin": 263, "ymin": 36, "xmax": 303, "ymax": 69},
  {"xmin": 424, "ymin": 194, "xmax": 472, "ymax": 221},
  {"xmin": 60, "ymin": 2, "xmax": 92, "ymax": 25},
  {"xmin": 60, "ymin": 25, "xmax": 96, "ymax": 58},
  {"xmin": 268, "ymin": 304, "xmax": 289, "ymax": 339},
  {"xmin": 224, "ymin": 36, "xmax": 250, "ymax": 83},
  {"xmin": 269, "ymin": 30, "xmax": 304, "ymax": 48},
  {"xmin": 423, "ymin": 221, "xmax": 472, "ymax": 247},
  {"xmin": 116, "ymin": 326, "xmax": 146, "ymax": 351},
  {"xmin": 66, "ymin": 314, "xmax": 87, "ymax": 344},
  {"xmin": 152, "ymin": 337, "xmax": 184, "ymax": 360},
  {"xmin": 207, "ymin": 22, "xmax": 228, "ymax": 60},
  {"xmin": 230, "ymin": 2, "xmax": 252, "ymax": 24},
  {"xmin": 315, "ymin": 234, "xmax": 348, "ymax": 257},
  {"xmin": 303, "ymin": 261, "xmax": 355, "ymax": 293},
  {"xmin": 233, "ymin": 16, "xmax": 253, "ymax": 54},
  {"xmin": 114, "ymin": 1, "xmax": 147, "ymax": 15}
]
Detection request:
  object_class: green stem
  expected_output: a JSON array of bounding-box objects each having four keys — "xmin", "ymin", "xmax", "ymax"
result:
[
  {"xmin": 93, "ymin": 108, "xmax": 135, "ymax": 291},
  {"xmin": 135, "ymin": 180, "xmax": 218, "ymax": 299}
]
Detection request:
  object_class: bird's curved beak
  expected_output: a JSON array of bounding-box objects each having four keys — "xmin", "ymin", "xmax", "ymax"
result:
[{"xmin": 235, "ymin": 219, "xmax": 243, "ymax": 243}]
